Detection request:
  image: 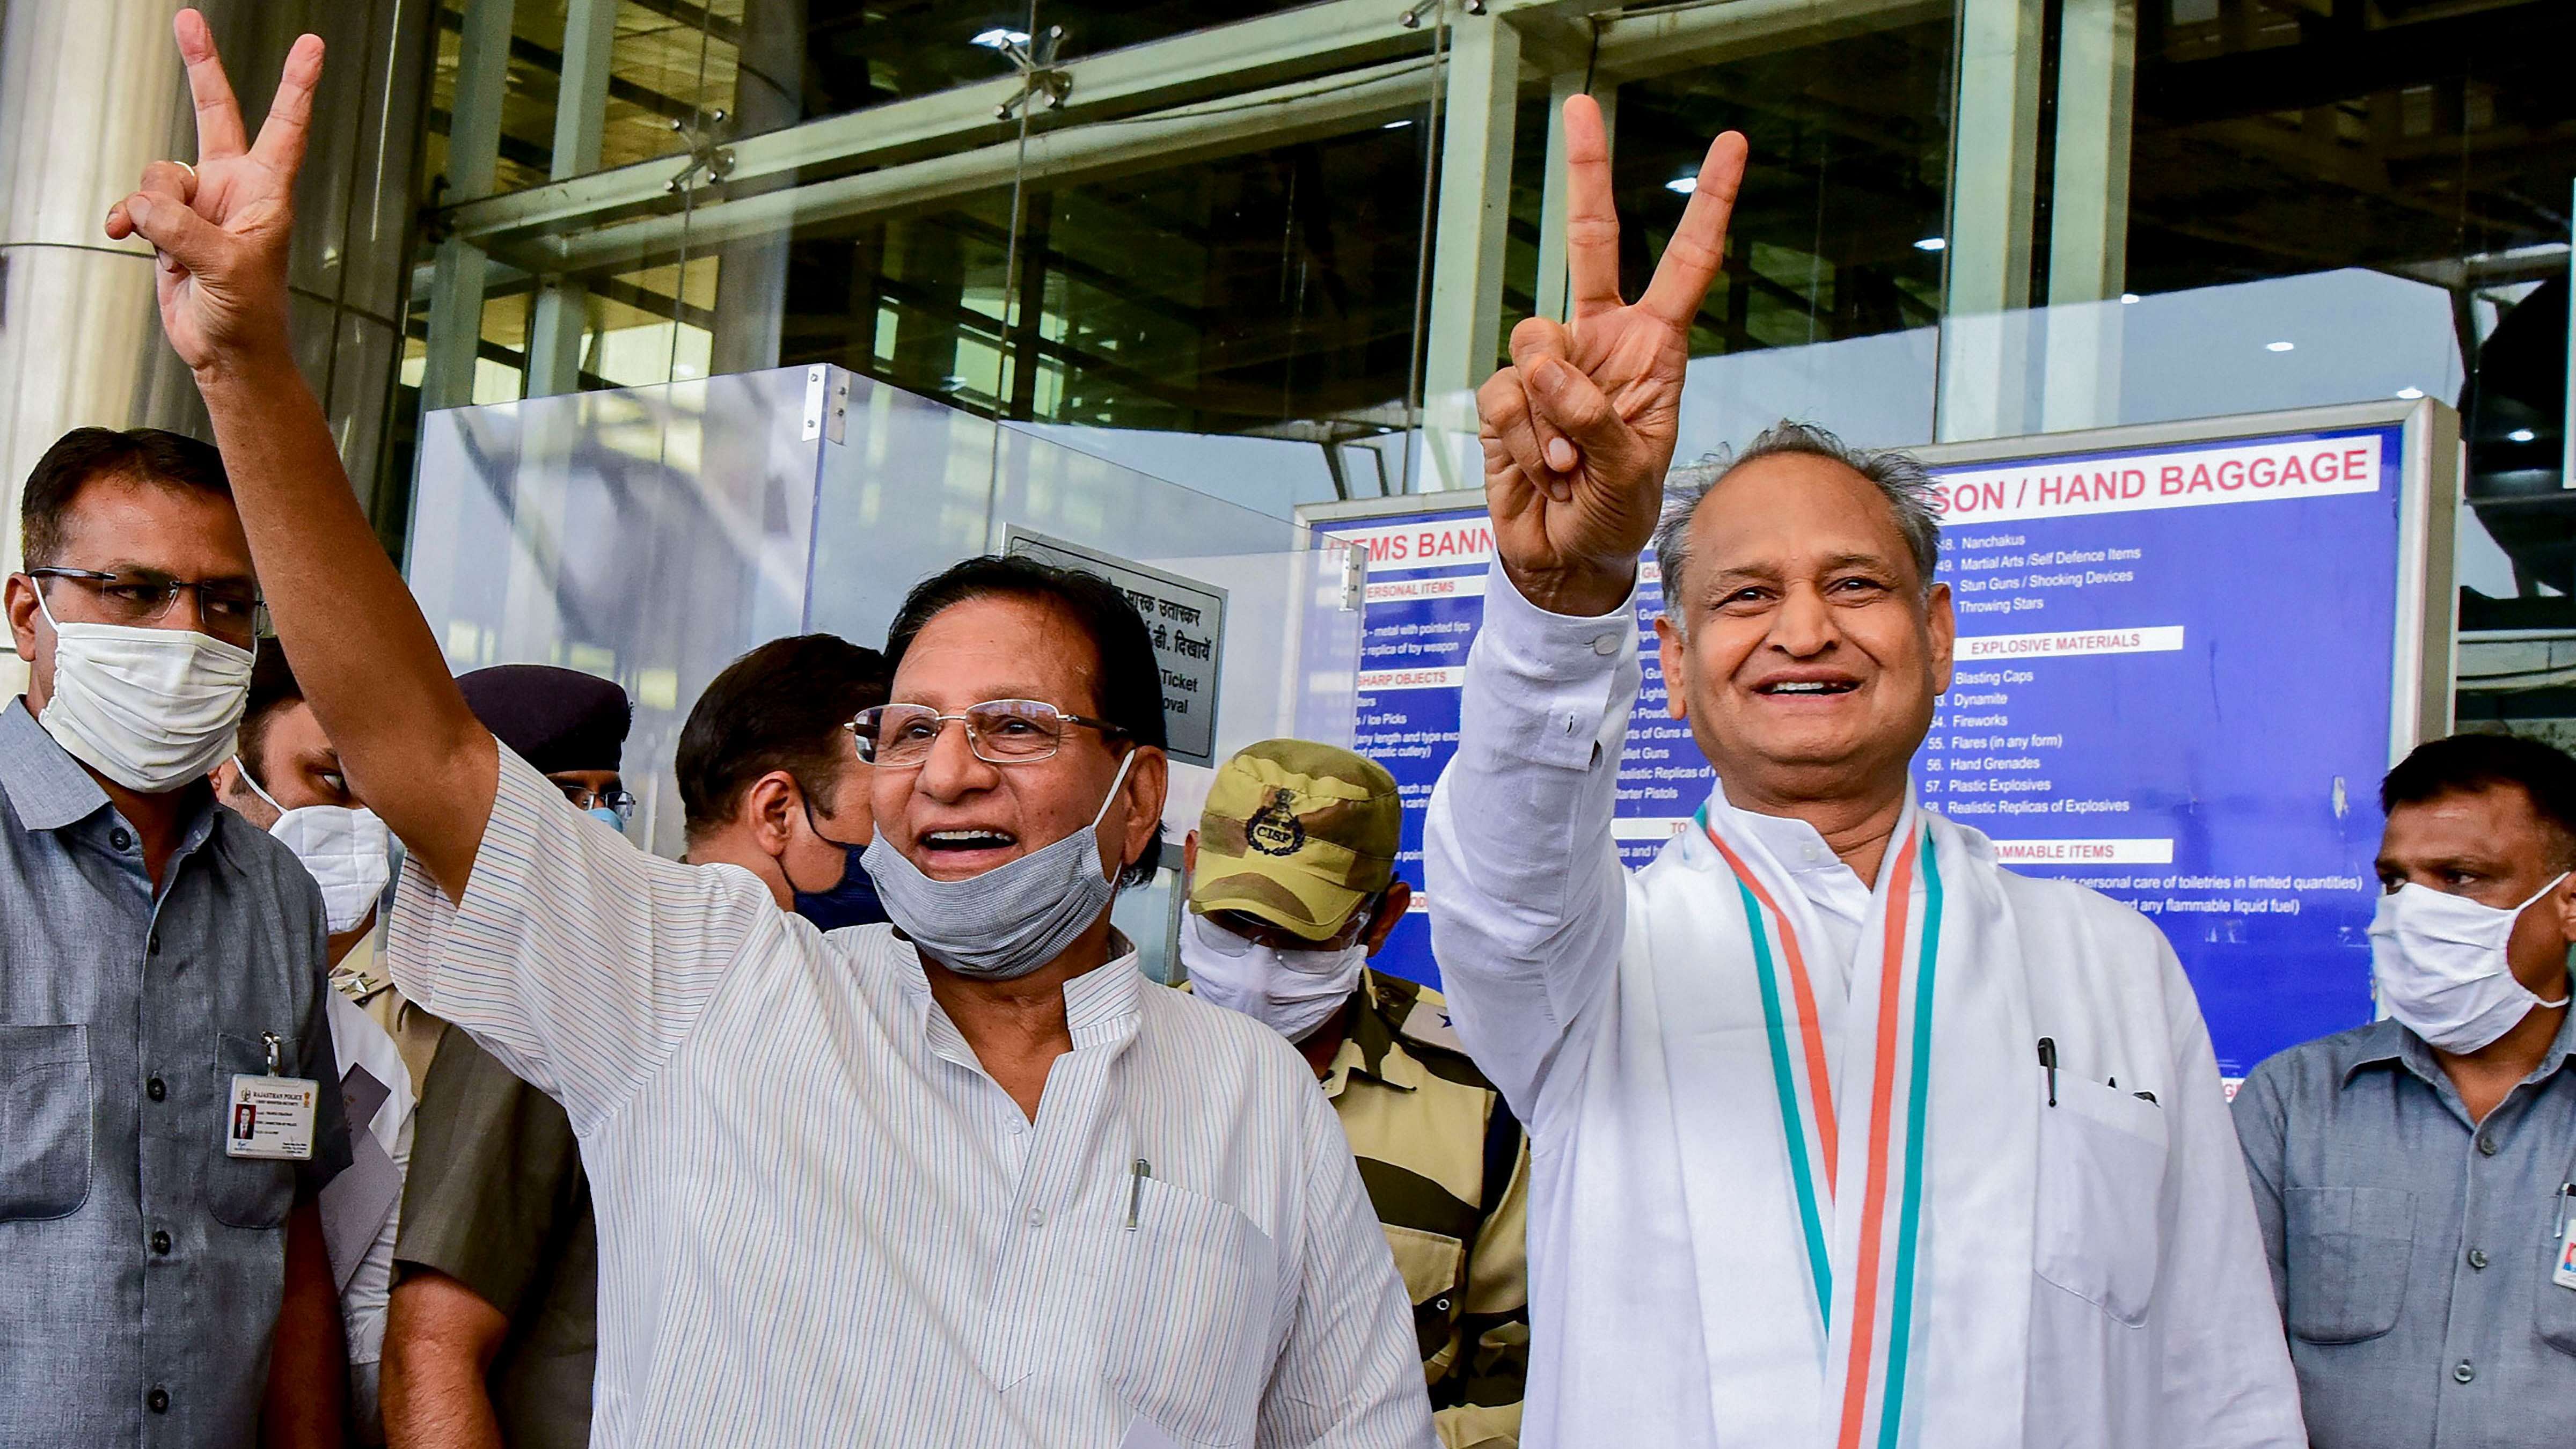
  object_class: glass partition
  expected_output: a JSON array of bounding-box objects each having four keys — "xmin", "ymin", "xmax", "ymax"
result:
[{"xmin": 408, "ymin": 365, "xmax": 826, "ymax": 855}]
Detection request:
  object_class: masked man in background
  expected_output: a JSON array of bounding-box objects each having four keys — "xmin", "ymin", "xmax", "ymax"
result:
[
  {"xmin": 1424, "ymin": 96, "xmax": 2303, "ymax": 1447},
  {"xmin": 217, "ymin": 648, "xmax": 411, "ymax": 1444},
  {"xmin": 2235, "ymin": 731, "xmax": 2576, "ymax": 1449},
  {"xmin": 2, "ymin": 425, "xmax": 348, "ymax": 1448},
  {"xmin": 1181, "ymin": 740, "xmax": 1531, "ymax": 1449}
]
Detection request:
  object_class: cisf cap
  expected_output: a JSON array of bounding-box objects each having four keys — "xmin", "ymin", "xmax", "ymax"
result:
[{"xmin": 1190, "ymin": 738, "xmax": 1402, "ymax": 941}]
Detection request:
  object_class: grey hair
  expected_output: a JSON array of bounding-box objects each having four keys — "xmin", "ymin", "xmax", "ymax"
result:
[{"xmin": 1650, "ymin": 421, "xmax": 1943, "ymax": 633}]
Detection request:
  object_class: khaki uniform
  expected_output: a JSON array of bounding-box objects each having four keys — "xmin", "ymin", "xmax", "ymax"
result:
[
  {"xmin": 330, "ymin": 917, "xmax": 445, "ymax": 1094},
  {"xmin": 1318, "ymin": 971, "xmax": 1531, "ymax": 1448}
]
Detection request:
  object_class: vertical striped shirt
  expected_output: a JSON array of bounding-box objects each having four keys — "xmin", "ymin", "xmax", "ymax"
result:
[{"xmin": 385, "ymin": 748, "xmax": 1433, "ymax": 1448}]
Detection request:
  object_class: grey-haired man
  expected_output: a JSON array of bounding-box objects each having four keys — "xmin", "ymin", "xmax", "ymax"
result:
[{"xmin": 1423, "ymin": 93, "xmax": 2302, "ymax": 1449}]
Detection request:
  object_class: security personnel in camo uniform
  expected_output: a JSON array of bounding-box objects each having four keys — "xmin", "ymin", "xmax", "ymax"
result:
[{"xmin": 1179, "ymin": 739, "xmax": 1529, "ymax": 1449}]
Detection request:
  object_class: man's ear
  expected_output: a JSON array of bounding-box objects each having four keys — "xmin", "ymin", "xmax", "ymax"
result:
[
  {"xmin": 210, "ymin": 757, "xmax": 242, "ymax": 801},
  {"xmin": 1363, "ymin": 879, "xmax": 1412, "ymax": 955},
  {"xmin": 5, "ymin": 573, "xmax": 37, "ymax": 665},
  {"xmin": 1121, "ymin": 747, "xmax": 1169, "ymax": 871},
  {"xmin": 1653, "ymin": 615, "xmax": 1689, "ymax": 722},
  {"xmin": 2551, "ymin": 867, "xmax": 2576, "ymax": 947},
  {"xmin": 1926, "ymin": 581, "xmax": 1956, "ymax": 694},
  {"xmin": 1183, "ymin": 829, "xmax": 1199, "ymax": 876},
  {"xmin": 743, "ymin": 771, "xmax": 803, "ymax": 860}
]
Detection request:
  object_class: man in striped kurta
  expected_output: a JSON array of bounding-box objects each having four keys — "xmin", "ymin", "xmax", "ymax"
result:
[
  {"xmin": 1422, "ymin": 97, "xmax": 2306, "ymax": 1448},
  {"xmin": 113, "ymin": 23, "xmax": 1432, "ymax": 1448}
]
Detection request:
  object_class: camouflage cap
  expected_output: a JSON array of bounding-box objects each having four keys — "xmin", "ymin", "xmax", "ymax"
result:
[{"xmin": 1190, "ymin": 738, "xmax": 1402, "ymax": 941}]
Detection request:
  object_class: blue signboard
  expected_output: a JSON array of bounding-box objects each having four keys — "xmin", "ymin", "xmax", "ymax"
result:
[{"xmin": 1318, "ymin": 416, "xmax": 2436, "ymax": 1079}]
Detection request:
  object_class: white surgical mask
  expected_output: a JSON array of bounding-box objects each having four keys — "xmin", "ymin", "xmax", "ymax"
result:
[
  {"xmin": 2369, "ymin": 873, "xmax": 2573, "ymax": 1054},
  {"xmin": 861, "ymin": 750, "xmax": 1137, "ymax": 982},
  {"xmin": 1180, "ymin": 910, "xmax": 1366, "ymax": 1043},
  {"xmin": 233, "ymin": 756, "xmax": 392, "ymax": 933},
  {"xmin": 35, "ymin": 589, "xmax": 253, "ymax": 793}
]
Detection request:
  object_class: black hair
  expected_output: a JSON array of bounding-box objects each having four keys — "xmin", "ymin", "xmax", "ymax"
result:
[
  {"xmin": 884, "ymin": 554, "xmax": 1167, "ymax": 886},
  {"xmin": 2383, "ymin": 732, "xmax": 2576, "ymax": 865},
  {"xmin": 676, "ymin": 633, "xmax": 890, "ymax": 842},
  {"xmin": 237, "ymin": 647, "xmax": 305, "ymax": 786},
  {"xmin": 19, "ymin": 427, "xmax": 231, "ymax": 568}
]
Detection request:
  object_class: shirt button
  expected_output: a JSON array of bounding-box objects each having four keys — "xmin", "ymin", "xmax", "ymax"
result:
[
  {"xmin": 148, "ymin": 931, "xmax": 161, "ymax": 955},
  {"xmin": 2468, "ymin": 1247, "xmax": 2490, "ymax": 1270},
  {"xmin": 2477, "ymin": 1133, "xmax": 2499, "ymax": 1157},
  {"xmin": 147, "ymin": 1388, "xmax": 169, "ymax": 1414},
  {"xmin": 150, "ymin": 1230, "xmax": 171, "ymax": 1256},
  {"xmin": 2453, "ymin": 1359, "xmax": 2475, "ymax": 1385},
  {"xmin": 111, "ymin": 828, "xmax": 133, "ymax": 852},
  {"xmin": 146, "ymin": 1077, "xmax": 166, "ymax": 1102},
  {"xmin": 1591, "ymin": 634, "xmax": 1620, "ymax": 656},
  {"xmin": 1026, "ymin": 1206, "xmax": 1044, "ymax": 1228}
]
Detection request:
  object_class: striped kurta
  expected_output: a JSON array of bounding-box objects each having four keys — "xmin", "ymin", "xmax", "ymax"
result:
[{"xmin": 385, "ymin": 749, "xmax": 1433, "ymax": 1448}]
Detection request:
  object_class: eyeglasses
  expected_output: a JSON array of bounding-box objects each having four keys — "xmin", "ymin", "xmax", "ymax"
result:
[
  {"xmin": 559, "ymin": 784, "xmax": 638, "ymax": 819},
  {"xmin": 29, "ymin": 567, "xmax": 266, "ymax": 647},
  {"xmin": 849, "ymin": 699, "xmax": 1126, "ymax": 770}
]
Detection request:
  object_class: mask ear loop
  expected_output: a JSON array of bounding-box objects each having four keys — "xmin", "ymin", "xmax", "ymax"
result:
[{"xmin": 231, "ymin": 755, "xmax": 287, "ymax": 815}]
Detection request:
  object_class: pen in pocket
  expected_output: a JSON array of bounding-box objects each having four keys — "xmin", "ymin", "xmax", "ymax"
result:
[{"xmin": 1126, "ymin": 1158, "xmax": 1150, "ymax": 1231}]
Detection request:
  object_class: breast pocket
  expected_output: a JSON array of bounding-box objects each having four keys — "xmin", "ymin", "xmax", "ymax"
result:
[
  {"xmin": 2034, "ymin": 1074, "xmax": 2168, "ymax": 1327},
  {"xmin": 1384, "ymin": 1223, "xmax": 1467, "ymax": 1367},
  {"xmin": 208, "ymin": 1031, "xmax": 296, "ymax": 1230},
  {"xmin": 1102, "ymin": 1177, "xmax": 1279, "ymax": 1448},
  {"xmin": 2533, "ymin": 1233, "xmax": 2576, "ymax": 1358},
  {"xmin": 2279, "ymin": 1186, "xmax": 2414, "ymax": 1345},
  {"xmin": 0, "ymin": 1023, "xmax": 93, "ymax": 1221}
]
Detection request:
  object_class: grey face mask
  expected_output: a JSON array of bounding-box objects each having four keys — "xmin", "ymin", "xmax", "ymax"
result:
[{"xmin": 862, "ymin": 750, "xmax": 1138, "ymax": 981}]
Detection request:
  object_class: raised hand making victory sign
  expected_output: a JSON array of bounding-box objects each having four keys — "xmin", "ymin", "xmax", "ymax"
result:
[
  {"xmin": 105, "ymin": 10, "xmax": 321, "ymax": 373},
  {"xmin": 1478, "ymin": 96, "xmax": 1747, "ymax": 617}
]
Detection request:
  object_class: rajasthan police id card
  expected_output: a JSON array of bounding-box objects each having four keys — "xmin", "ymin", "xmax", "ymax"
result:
[{"xmin": 225, "ymin": 1074, "xmax": 319, "ymax": 1161}]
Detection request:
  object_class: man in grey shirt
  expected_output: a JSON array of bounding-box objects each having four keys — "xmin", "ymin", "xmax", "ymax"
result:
[
  {"xmin": 2235, "ymin": 731, "xmax": 2576, "ymax": 1448},
  {"xmin": 2, "ymin": 426, "xmax": 350, "ymax": 1447}
]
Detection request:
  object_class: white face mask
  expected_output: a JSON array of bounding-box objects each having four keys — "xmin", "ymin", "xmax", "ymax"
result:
[
  {"xmin": 2369, "ymin": 873, "xmax": 2574, "ymax": 1054},
  {"xmin": 1180, "ymin": 910, "xmax": 1368, "ymax": 1043},
  {"xmin": 35, "ymin": 589, "xmax": 254, "ymax": 793},
  {"xmin": 233, "ymin": 756, "xmax": 391, "ymax": 934}
]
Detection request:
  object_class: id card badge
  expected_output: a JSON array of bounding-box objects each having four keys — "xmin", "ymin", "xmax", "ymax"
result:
[
  {"xmin": 224, "ymin": 1032, "xmax": 318, "ymax": 1162},
  {"xmin": 2555, "ymin": 1218, "xmax": 2576, "ymax": 1292}
]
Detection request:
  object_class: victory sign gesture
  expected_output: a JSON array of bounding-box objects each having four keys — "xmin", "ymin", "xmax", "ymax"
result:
[
  {"xmin": 104, "ymin": 9, "xmax": 320, "ymax": 374},
  {"xmin": 1480, "ymin": 97, "xmax": 1746, "ymax": 617}
]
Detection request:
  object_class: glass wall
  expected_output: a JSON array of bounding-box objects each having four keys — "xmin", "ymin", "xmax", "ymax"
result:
[{"xmin": 389, "ymin": 1, "xmax": 2576, "ymax": 730}]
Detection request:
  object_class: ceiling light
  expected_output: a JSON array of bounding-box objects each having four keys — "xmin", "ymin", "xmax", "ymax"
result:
[
  {"xmin": 969, "ymin": 27, "xmax": 1029, "ymax": 49},
  {"xmin": 2395, "ymin": 387, "xmax": 2425, "ymax": 400},
  {"xmin": 2265, "ymin": 340, "xmax": 2295, "ymax": 353},
  {"xmin": 1913, "ymin": 236, "xmax": 1948, "ymax": 252},
  {"xmin": 1665, "ymin": 175, "xmax": 1697, "ymax": 195},
  {"xmin": 1382, "ymin": 119, "xmax": 1413, "ymax": 130},
  {"xmin": 2509, "ymin": 428, "xmax": 2538, "ymax": 443},
  {"xmin": 2119, "ymin": 292, "xmax": 2140, "ymax": 304}
]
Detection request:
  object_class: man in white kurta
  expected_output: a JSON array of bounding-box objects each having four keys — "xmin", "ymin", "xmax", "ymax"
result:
[{"xmin": 1423, "ymin": 97, "xmax": 2304, "ymax": 1449}]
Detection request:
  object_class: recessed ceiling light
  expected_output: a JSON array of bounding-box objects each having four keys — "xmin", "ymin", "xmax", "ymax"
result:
[
  {"xmin": 2119, "ymin": 292, "xmax": 2140, "ymax": 304},
  {"xmin": 1665, "ymin": 175, "xmax": 1697, "ymax": 195},
  {"xmin": 2509, "ymin": 428, "xmax": 2538, "ymax": 443},
  {"xmin": 2265, "ymin": 340, "xmax": 2295, "ymax": 353},
  {"xmin": 1382, "ymin": 119, "xmax": 1413, "ymax": 130},
  {"xmin": 969, "ymin": 27, "xmax": 1029, "ymax": 49},
  {"xmin": 1914, "ymin": 236, "xmax": 1948, "ymax": 252},
  {"xmin": 2395, "ymin": 387, "xmax": 2425, "ymax": 400}
]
